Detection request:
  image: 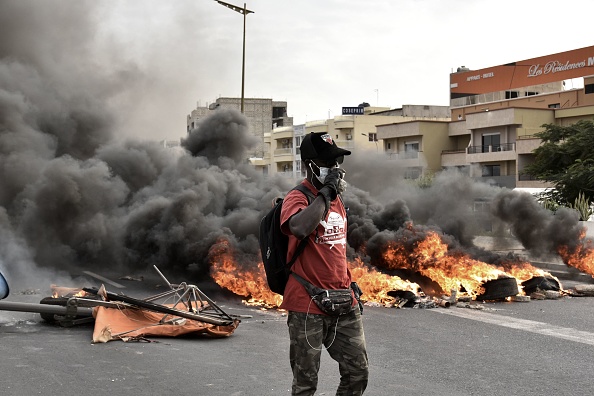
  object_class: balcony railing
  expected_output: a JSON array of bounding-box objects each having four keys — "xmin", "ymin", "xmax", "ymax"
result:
[
  {"xmin": 468, "ymin": 142, "xmax": 515, "ymax": 154},
  {"xmin": 474, "ymin": 175, "xmax": 516, "ymax": 189},
  {"xmin": 518, "ymin": 173, "xmax": 540, "ymax": 181},
  {"xmin": 274, "ymin": 148, "xmax": 293, "ymax": 156},
  {"xmin": 387, "ymin": 151, "xmax": 423, "ymax": 160}
]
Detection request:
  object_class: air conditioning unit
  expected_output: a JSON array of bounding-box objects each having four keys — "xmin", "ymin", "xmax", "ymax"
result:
[{"xmin": 346, "ymin": 134, "xmax": 352, "ymax": 140}]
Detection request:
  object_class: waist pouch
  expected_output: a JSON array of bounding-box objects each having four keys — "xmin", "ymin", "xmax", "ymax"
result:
[
  {"xmin": 292, "ymin": 273, "xmax": 354, "ymax": 316},
  {"xmin": 312, "ymin": 288, "xmax": 354, "ymax": 316}
]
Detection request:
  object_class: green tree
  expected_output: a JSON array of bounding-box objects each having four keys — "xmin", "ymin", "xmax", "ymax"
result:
[{"xmin": 524, "ymin": 119, "xmax": 594, "ymax": 211}]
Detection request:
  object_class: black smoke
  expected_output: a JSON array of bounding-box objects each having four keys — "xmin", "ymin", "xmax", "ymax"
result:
[
  {"xmin": 0, "ymin": 1, "xmax": 290, "ymax": 291},
  {"xmin": 490, "ymin": 189, "xmax": 584, "ymax": 256},
  {"xmin": 0, "ymin": 1, "xmax": 589, "ymax": 297}
]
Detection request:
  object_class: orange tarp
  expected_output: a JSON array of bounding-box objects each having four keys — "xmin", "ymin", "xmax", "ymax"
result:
[{"xmin": 92, "ymin": 306, "xmax": 239, "ymax": 343}]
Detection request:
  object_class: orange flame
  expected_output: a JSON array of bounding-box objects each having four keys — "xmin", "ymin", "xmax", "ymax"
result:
[
  {"xmin": 557, "ymin": 230, "xmax": 594, "ymax": 277},
  {"xmin": 349, "ymin": 257, "xmax": 421, "ymax": 306},
  {"xmin": 381, "ymin": 231, "xmax": 512, "ymax": 298},
  {"xmin": 500, "ymin": 261, "xmax": 560, "ymax": 295},
  {"xmin": 51, "ymin": 285, "xmax": 88, "ymax": 298},
  {"xmin": 208, "ymin": 238, "xmax": 421, "ymax": 309},
  {"xmin": 503, "ymin": 262, "xmax": 547, "ymax": 282},
  {"xmin": 209, "ymin": 239, "xmax": 283, "ymax": 308},
  {"xmin": 209, "ymin": 229, "xmax": 563, "ymax": 308}
]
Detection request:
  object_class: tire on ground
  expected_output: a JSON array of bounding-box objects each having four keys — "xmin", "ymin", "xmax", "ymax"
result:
[
  {"xmin": 476, "ymin": 277, "xmax": 519, "ymax": 301},
  {"xmin": 387, "ymin": 290, "xmax": 417, "ymax": 307},
  {"xmin": 521, "ymin": 276, "xmax": 560, "ymax": 295}
]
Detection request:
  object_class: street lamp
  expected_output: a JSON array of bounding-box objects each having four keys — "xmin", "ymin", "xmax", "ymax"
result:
[{"xmin": 214, "ymin": 1, "xmax": 254, "ymax": 114}]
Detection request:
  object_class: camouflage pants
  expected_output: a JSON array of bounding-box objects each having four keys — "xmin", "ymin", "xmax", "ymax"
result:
[{"xmin": 287, "ymin": 307, "xmax": 369, "ymax": 396}]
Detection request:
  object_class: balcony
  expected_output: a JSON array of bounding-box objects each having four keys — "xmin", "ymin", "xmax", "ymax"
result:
[
  {"xmin": 387, "ymin": 151, "xmax": 425, "ymax": 166},
  {"xmin": 467, "ymin": 143, "xmax": 516, "ymax": 163},
  {"xmin": 272, "ymin": 129, "xmax": 293, "ymax": 140},
  {"xmin": 468, "ymin": 142, "xmax": 515, "ymax": 154},
  {"xmin": 474, "ymin": 175, "xmax": 517, "ymax": 189},
  {"xmin": 466, "ymin": 108, "xmax": 520, "ymax": 129},
  {"xmin": 274, "ymin": 148, "xmax": 293, "ymax": 156},
  {"xmin": 448, "ymin": 121, "xmax": 469, "ymax": 137},
  {"xmin": 333, "ymin": 140, "xmax": 355, "ymax": 150},
  {"xmin": 516, "ymin": 135, "xmax": 541, "ymax": 154},
  {"xmin": 334, "ymin": 117, "xmax": 354, "ymax": 129},
  {"xmin": 441, "ymin": 149, "xmax": 466, "ymax": 167}
]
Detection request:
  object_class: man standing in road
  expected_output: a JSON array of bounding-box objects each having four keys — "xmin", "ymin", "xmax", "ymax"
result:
[{"xmin": 280, "ymin": 132, "xmax": 369, "ymax": 395}]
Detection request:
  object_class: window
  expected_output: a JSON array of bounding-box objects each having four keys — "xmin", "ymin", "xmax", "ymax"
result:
[
  {"xmin": 525, "ymin": 91, "xmax": 538, "ymax": 96},
  {"xmin": 481, "ymin": 134, "xmax": 500, "ymax": 152},
  {"xmin": 387, "ymin": 142, "xmax": 391, "ymax": 150},
  {"xmin": 548, "ymin": 103, "xmax": 560, "ymax": 109},
  {"xmin": 482, "ymin": 165, "xmax": 500, "ymax": 177},
  {"xmin": 473, "ymin": 199, "xmax": 490, "ymax": 212},
  {"xmin": 404, "ymin": 142, "xmax": 419, "ymax": 159},
  {"xmin": 367, "ymin": 133, "xmax": 377, "ymax": 142},
  {"xmin": 404, "ymin": 167, "xmax": 422, "ymax": 180},
  {"xmin": 585, "ymin": 84, "xmax": 594, "ymax": 94},
  {"xmin": 272, "ymin": 106, "xmax": 286, "ymax": 118},
  {"xmin": 505, "ymin": 91, "xmax": 519, "ymax": 99}
]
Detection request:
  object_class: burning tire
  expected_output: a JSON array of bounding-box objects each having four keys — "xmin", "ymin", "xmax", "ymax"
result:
[
  {"xmin": 521, "ymin": 276, "xmax": 560, "ymax": 295},
  {"xmin": 387, "ymin": 290, "xmax": 417, "ymax": 307},
  {"xmin": 476, "ymin": 277, "xmax": 519, "ymax": 301}
]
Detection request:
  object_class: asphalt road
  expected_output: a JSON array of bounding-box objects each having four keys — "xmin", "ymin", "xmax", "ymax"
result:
[{"xmin": 1, "ymin": 274, "xmax": 594, "ymax": 396}]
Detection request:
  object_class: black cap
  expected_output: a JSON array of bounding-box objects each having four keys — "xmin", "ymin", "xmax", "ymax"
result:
[{"xmin": 300, "ymin": 132, "xmax": 351, "ymax": 163}]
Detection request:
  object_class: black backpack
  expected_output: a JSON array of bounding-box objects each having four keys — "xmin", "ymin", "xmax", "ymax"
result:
[{"xmin": 259, "ymin": 184, "xmax": 315, "ymax": 295}]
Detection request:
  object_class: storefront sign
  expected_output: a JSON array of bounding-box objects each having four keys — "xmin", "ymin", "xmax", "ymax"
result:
[
  {"xmin": 342, "ymin": 107, "xmax": 364, "ymax": 115},
  {"xmin": 450, "ymin": 45, "xmax": 594, "ymax": 96}
]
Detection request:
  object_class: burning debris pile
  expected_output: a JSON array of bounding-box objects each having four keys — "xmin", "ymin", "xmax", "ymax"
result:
[{"xmin": 1, "ymin": 1, "xmax": 594, "ymax": 319}]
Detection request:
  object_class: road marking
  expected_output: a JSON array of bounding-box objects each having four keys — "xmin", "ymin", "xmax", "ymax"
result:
[
  {"xmin": 82, "ymin": 271, "xmax": 126, "ymax": 289},
  {"xmin": 433, "ymin": 308, "xmax": 594, "ymax": 346}
]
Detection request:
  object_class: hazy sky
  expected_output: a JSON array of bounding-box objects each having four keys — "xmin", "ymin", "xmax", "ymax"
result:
[{"xmin": 6, "ymin": 0, "xmax": 594, "ymax": 141}]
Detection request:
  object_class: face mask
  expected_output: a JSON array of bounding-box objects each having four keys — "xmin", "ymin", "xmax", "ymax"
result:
[
  {"xmin": 309, "ymin": 162, "xmax": 336, "ymax": 184},
  {"xmin": 308, "ymin": 162, "xmax": 348, "ymax": 193}
]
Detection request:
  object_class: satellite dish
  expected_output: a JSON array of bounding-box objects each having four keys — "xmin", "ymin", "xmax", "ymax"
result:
[{"xmin": 0, "ymin": 269, "xmax": 9, "ymax": 300}]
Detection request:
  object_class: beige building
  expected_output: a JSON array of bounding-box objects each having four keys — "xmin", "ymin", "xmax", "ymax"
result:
[
  {"xmin": 260, "ymin": 105, "xmax": 450, "ymax": 180},
  {"xmin": 378, "ymin": 45, "xmax": 594, "ymax": 188},
  {"xmin": 187, "ymin": 97, "xmax": 292, "ymax": 158},
  {"xmin": 192, "ymin": 46, "xmax": 594, "ymax": 188}
]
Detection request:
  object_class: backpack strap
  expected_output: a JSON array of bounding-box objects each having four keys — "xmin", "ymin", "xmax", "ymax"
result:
[
  {"xmin": 292, "ymin": 272, "xmax": 324, "ymax": 296},
  {"xmin": 285, "ymin": 184, "xmax": 316, "ymax": 268},
  {"xmin": 293, "ymin": 183, "xmax": 316, "ymax": 204}
]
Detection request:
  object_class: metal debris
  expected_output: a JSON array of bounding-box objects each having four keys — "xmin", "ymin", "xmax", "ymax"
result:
[
  {"xmin": 511, "ymin": 295, "xmax": 531, "ymax": 302},
  {"xmin": 119, "ymin": 275, "xmax": 144, "ymax": 282}
]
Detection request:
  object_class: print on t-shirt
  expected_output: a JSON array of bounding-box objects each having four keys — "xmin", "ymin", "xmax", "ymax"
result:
[{"xmin": 316, "ymin": 211, "xmax": 347, "ymax": 249}]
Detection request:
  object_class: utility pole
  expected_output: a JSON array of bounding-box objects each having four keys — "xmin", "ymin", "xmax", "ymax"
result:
[{"xmin": 214, "ymin": 1, "xmax": 254, "ymax": 113}]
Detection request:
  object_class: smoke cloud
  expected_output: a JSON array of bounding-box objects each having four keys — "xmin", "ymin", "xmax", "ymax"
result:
[{"xmin": 0, "ymin": 1, "xmax": 588, "ymax": 298}]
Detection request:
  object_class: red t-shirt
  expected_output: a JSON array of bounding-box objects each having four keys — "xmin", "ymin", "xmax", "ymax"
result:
[{"xmin": 279, "ymin": 180, "xmax": 353, "ymax": 314}]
